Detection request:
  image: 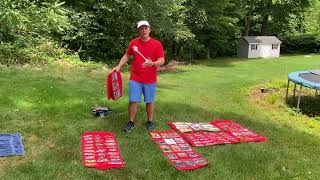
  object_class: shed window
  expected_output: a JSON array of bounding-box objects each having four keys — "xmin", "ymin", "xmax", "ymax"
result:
[
  {"xmin": 272, "ymin": 44, "xmax": 278, "ymax": 50},
  {"xmin": 250, "ymin": 44, "xmax": 257, "ymax": 50}
]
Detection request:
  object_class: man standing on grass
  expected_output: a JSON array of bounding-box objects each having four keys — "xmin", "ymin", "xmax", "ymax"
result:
[{"xmin": 111, "ymin": 20, "xmax": 165, "ymax": 132}]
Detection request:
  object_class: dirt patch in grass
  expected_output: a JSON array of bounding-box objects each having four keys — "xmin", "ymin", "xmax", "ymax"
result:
[
  {"xmin": 249, "ymin": 85, "xmax": 282, "ymax": 109},
  {"xmin": 249, "ymin": 82, "xmax": 320, "ymax": 118}
]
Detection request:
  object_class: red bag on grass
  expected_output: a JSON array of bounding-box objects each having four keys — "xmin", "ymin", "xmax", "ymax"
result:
[{"xmin": 107, "ymin": 71, "xmax": 122, "ymax": 100}]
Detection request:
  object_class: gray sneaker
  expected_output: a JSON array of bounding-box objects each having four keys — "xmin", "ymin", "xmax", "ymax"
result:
[
  {"xmin": 123, "ymin": 121, "xmax": 135, "ymax": 133},
  {"xmin": 146, "ymin": 121, "xmax": 155, "ymax": 131}
]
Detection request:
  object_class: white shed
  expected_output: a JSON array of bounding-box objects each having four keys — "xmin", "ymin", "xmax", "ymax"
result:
[{"xmin": 237, "ymin": 36, "xmax": 282, "ymax": 58}]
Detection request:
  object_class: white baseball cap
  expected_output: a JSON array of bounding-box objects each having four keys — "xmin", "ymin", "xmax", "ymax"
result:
[{"xmin": 137, "ymin": 20, "xmax": 150, "ymax": 29}]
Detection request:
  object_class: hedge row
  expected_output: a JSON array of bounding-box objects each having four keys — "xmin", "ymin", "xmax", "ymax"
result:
[{"xmin": 280, "ymin": 34, "xmax": 320, "ymax": 54}]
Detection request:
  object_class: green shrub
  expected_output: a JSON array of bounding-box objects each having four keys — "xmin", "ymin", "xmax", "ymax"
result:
[
  {"xmin": 0, "ymin": 38, "xmax": 74, "ymax": 65},
  {"xmin": 280, "ymin": 34, "xmax": 320, "ymax": 54},
  {"xmin": 0, "ymin": 0, "xmax": 72, "ymax": 65}
]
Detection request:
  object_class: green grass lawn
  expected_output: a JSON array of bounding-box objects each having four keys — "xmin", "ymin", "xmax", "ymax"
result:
[{"xmin": 1, "ymin": 54, "xmax": 320, "ymax": 180}]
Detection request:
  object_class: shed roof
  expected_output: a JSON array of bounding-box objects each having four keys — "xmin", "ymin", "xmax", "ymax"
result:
[{"xmin": 243, "ymin": 36, "xmax": 282, "ymax": 44}]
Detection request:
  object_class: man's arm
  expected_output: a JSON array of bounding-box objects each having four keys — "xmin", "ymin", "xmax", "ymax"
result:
[
  {"xmin": 142, "ymin": 57, "xmax": 165, "ymax": 68},
  {"xmin": 153, "ymin": 57, "xmax": 165, "ymax": 67},
  {"xmin": 112, "ymin": 53, "xmax": 131, "ymax": 72}
]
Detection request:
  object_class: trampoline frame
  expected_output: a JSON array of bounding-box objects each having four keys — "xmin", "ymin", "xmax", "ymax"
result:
[{"xmin": 286, "ymin": 71, "xmax": 319, "ymax": 109}]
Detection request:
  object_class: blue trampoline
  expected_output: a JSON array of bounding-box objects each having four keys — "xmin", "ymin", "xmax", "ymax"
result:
[{"xmin": 286, "ymin": 70, "xmax": 320, "ymax": 109}]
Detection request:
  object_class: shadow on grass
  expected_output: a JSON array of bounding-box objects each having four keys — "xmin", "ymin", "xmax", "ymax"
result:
[
  {"xmin": 194, "ymin": 54, "xmax": 306, "ymax": 69},
  {"xmin": 158, "ymin": 69, "xmax": 188, "ymax": 75},
  {"xmin": 191, "ymin": 56, "xmax": 265, "ymax": 68},
  {"xmin": 286, "ymin": 95, "xmax": 320, "ymax": 117}
]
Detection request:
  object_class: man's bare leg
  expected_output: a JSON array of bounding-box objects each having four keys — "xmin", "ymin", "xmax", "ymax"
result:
[
  {"xmin": 129, "ymin": 102, "xmax": 138, "ymax": 122},
  {"xmin": 146, "ymin": 102, "xmax": 154, "ymax": 121},
  {"xmin": 123, "ymin": 102, "xmax": 138, "ymax": 132},
  {"xmin": 146, "ymin": 102, "xmax": 155, "ymax": 130}
]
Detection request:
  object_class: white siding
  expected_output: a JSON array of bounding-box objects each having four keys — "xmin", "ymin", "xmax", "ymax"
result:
[
  {"xmin": 238, "ymin": 36, "xmax": 281, "ymax": 59},
  {"xmin": 248, "ymin": 43, "xmax": 260, "ymax": 58},
  {"xmin": 260, "ymin": 43, "xmax": 280, "ymax": 58},
  {"xmin": 247, "ymin": 43, "xmax": 280, "ymax": 58}
]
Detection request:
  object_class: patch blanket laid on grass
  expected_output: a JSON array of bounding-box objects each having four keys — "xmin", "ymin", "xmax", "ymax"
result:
[
  {"xmin": 81, "ymin": 132, "xmax": 124, "ymax": 170},
  {"xmin": 0, "ymin": 133, "xmax": 24, "ymax": 157},
  {"xmin": 168, "ymin": 120, "xmax": 266, "ymax": 147},
  {"xmin": 182, "ymin": 131, "xmax": 240, "ymax": 147},
  {"xmin": 211, "ymin": 120, "xmax": 267, "ymax": 142},
  {"xmin": 168, "ymin": 122, "xmax": 220, "ymax": 133},
  {"xmin": 149, "ymin": 130, "xmax": 208, "ymax": 170}
]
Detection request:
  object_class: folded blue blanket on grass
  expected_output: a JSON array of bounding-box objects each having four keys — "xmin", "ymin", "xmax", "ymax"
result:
[{"xmin": 0, "ymin": 133, "xmax": 25, "ymax": 157}]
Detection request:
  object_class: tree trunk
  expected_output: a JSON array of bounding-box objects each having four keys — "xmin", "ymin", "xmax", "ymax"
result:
[
  {"xmin": 189, "ymin": 46, "xmax": 193, "ymax": 60},
  {"xmin": 261, "ymin": 14, "xmax": 269, "ymax": 35},
  {"xmin": 172, "ymin": 41, "xmax": 176, "ymax": 58},
  {"xmin": 177, "ymin": 43, "xmax": 181, "ymax": 59},
  {"xmin": 172, "ymin": 41, "xmax": 178, "ymax": 58},
  {"xmin": 244, "ymin": 16, "xmax": 251, "ymax": 36},
  {"xmin": 206, "ymin": 47, "xmax": 210, "ymax": 59},
  {"xmin": 261, "ymin": 0, "xmax": 272, "ymax": 35}
]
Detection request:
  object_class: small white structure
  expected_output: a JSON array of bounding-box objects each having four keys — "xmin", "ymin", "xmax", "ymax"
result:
[{"xmin": 237, "ymin": 36, "xmax": 282, "ymax": 58}]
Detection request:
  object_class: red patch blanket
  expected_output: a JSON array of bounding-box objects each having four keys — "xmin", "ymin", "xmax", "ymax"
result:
[
  {"xmin": 81, "ymin": 132, "xmax": 125, "ymax": 170},
  {"xmin": 210, "ymin": 120, "xmax": 267, "ymax": 142},
  {"xmin": 149, "ymin": 130, "xmax": 208, "ymax": 170},
  {"xmin": 182, "ymin": 131, "xmax": 240, "ymax": 147}
]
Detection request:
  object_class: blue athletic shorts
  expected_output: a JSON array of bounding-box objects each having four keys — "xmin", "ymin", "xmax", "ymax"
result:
[{"xmin": 129, "ymin": 80, "xmax": 156, "ymax": 103}]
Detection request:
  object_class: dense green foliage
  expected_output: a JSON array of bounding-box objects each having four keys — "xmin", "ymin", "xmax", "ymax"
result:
[
  {"xmin": 0, "ymin": 0, "xmax": 319, "ymax": 64},
  {"xmin": 280, "ymin": 34, "xmax": 320, "ymax": 53},
  {"xmin": 0, "ymin": 0, "xmax": 72, "ymax": 64}
]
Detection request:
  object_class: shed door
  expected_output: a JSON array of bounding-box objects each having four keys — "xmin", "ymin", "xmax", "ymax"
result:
[{"xmin": 260, "ymin": 44, "xmax": 271, "ymax": 58}]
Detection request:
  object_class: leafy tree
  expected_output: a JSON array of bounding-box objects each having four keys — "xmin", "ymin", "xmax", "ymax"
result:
[
  {"xmin": 238, "ymin": 0, "xmax": 312, "ymax": 36},
  {"xmin": 185, "ymin": 0, "xmax": 242, "ymax": 58},
  {"xmin": 297, "ymin": 0, "xmax": 320, "ymax": 34},
  {"xmin": 0, "ymin": 0, "xmax": 71, "ymax": 43},
  {"xmin": 64, "ymin": 0, "xmax": 194, "ymax": 61},
  {"xmin": 0, "ymin": 0, "xmax": 72, "ymax": 64}
]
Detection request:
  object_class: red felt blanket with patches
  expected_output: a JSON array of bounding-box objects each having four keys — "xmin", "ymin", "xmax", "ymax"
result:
[
  {"xmin": 149, "ymin": 130, "xmax": 208, "ymax": 170},
  {"xmin": 210, "ymin": 120, "xmax": 267, "ymax": 142},
  {"xmin": 81, "ymin": 132, "xmax": 125, "ymax": 170}
]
